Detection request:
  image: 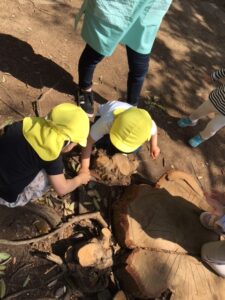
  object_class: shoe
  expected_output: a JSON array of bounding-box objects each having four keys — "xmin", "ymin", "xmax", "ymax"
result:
[
  {"xmin": 177, "ymin": 118, "xmax": 197, "ymax": 128},
  {"xmin": 76, "ymin": 89, "xmax": 94, "ymax": 117},
  {"xmin": 200, "ymin": 212, "xmax": 224, "ymax": 234},
  {"xmin": 188, "ymin": 134, "xmax": 204, "ymax": 147}
]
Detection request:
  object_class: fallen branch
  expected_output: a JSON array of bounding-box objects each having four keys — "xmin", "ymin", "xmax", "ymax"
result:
[
  {"xmin": 24, "ymin": 203, "xmax": 61, "ymax": 228},
  {"xmin": 0, "ymin": 212, "xmax": 108, "ymax": 246}
]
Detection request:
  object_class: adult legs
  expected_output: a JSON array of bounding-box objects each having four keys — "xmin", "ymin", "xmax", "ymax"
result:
[
  {"xmin": 126, "ymin": 46, "xmax": 150, "ymax": 106},
  {"xmin": 78, "ymin": 44, "xmax": 105, "ymax": 90},
  {"xmin": 77, "ymin": 44, "xmax": 105, "ymax": 116},
  {"xmin": 202, "ymin": 240, "xmax": 225, "ymax": 277}
]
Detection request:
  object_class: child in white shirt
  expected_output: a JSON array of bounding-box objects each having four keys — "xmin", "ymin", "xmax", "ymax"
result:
[{"xmin": 79, "ymin": 101, "xmax": 160, "ymax": 174}]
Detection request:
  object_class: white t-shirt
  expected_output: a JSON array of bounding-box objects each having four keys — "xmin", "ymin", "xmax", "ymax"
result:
[{"xmin": 90, "ymin": 101, "xmax": 157, "ymax": 142}]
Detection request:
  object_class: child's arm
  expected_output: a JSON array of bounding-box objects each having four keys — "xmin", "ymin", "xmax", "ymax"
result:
[
  {"xmin": 48, "ymin": 172, "xmax": 90, "ymax": 197},
  {"xmin": 79, "ymin": 135, "xmax": 95, "ymax": 174},
  {"xmin": 149, "ymin": 126, "xmax": 160, "ymax": 159},
  {"xmin": 79, "ymin": 116, "xmax": 109, "ymax": 174}
]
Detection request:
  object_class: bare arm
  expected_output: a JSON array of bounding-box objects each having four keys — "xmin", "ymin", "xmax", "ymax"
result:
[
  {"xmin": 149, "ymin": 128, "xmax": 160, "ymax": 160},
  {"xmin": 79, "ymin": 134, "xmax": 95, "ymax": 173},
  {"xmin": 48, "ymin": 172, "xmax": 90, "ymax": 197}
]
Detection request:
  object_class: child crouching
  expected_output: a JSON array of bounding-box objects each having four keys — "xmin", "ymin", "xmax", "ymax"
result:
[
  {"xmin": 0, "ymin": 103, "xmax": 90, "ymax": 207},
  {"xmin": 79, "ymin": 100, "xmax": 160, "ymax": 175}
]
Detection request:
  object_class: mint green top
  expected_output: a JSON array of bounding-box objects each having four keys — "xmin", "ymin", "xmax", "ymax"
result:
[{"xmin": 81, "ymin": 0, "xmax": 172, "ymax": 56}]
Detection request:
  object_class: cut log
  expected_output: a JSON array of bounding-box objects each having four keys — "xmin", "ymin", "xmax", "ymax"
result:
[
  {"xmin": 101, "ymin": 228, "xmax": 112, "ymax": 249},
  {"xmin": 113, "ymin": 171, "xmax": 225, "ymax": 299},
  {"xmin": 78, "ymin": 242, "xmax": 105, "ymax": 267},
  {"xmin": 113, "ymin": 290, "xmax": 127, "ymax": 300}
]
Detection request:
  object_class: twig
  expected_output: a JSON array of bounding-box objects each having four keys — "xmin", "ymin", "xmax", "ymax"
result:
[
  {"xmin": 10, "ymin": 263, "xmax": 33, "ymax": 281},
  {"xmin": 0, "ymin": 83, "xmax": 26, "ymax": 117},
  {"xmin": 44, "ymin": 264, "xmax": 58, "ymax": 275},
  {"xmin": 45, "ymin": 253, "xmax": 64, "ymax": 265},
  {"xmin": 32, "ymin": 80, "xmax": 62, "ymax": 117},
  {"xmin": 0, "ymin": 96, "xmax": 25, "ymax": 118},
  {"xmin": 4, "ymin": 288, "xmax": 37, "ymax": 300},
  {"xmin": 191, "ymin": 161, "xmax": 206, "ymax": 191},
  {"xmin": 0, "ymin": 211, "xmax": 108, "ymax": 245}
]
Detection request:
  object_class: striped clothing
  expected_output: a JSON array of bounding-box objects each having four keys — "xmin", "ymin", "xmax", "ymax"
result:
[{"xmin": 209, "ymin": 68, "xmax": 225, "ymax": 115}]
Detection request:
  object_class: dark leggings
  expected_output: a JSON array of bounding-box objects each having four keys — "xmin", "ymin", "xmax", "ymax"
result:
[{"xmin": 78, "ymin": 44, "xmax": 150, "ymax": 105}]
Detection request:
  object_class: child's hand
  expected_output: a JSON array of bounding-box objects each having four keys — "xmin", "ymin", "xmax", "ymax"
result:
[
  {"xmin": 76, "ymin": 172, "xmax": 91, "ymax": 185},
  {"xmin": 78, "ymin": 166, "xmax": 90, "ymax": 175},
  {"xmin": 150, "ymin": 146, "xmax": 160, "ymax": 160}
]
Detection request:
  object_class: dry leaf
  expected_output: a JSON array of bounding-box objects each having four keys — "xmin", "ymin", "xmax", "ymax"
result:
[
  {"xmin": 34, "ymin": 219, "xmax": 50, "ymax": 234},
  {"xmin": 0, "ymin": 253, "xmax": 11, "ymax": 264},
  {"xmin": 55, "ymin": 286, "xmax": 66, "ymax": 299},
  {"xmin": 22, "ymin": 275, "xmax": 30, "ymax": 288},
  {"xmin": 0, "ymin": 279, "xmax": 6, "ymax": 299},
  {"xmin": 0, "ymin": 266, "xmax": 6, "ymax": 271},
  {"xmin": 92, "ymin": 198, "xmax": 100, "ymax": 210}
]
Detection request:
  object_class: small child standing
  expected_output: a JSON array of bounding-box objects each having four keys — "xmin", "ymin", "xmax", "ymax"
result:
[{"xmin": 178, "ymin": 68, "xmax": 225, "ymax": 147}]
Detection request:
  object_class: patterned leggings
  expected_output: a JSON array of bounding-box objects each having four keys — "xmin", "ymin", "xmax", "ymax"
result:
[
  {"xmin": 190, "ymin": 100, "xmax": 225, "ymax": 140},
  {"xmin": 0, "ymin": 170, "xmax": 50, "ymax": 208}
]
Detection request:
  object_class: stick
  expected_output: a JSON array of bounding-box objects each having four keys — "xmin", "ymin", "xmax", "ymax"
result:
[
  {"xmin": 10, "ymin": 263, "xmax": 33, "ymax": 281},
  {"xmin": 191, "ymin": 161, "xmax": 206, "ymax": 191},
  {"xmin": 0, "ymin": 83, "xmax": 26, "ymax": 117},
  {"xmin": 0, "ymin": 212, "xmax": 108, "ymax": 245},
  {"xmin": 0, "ymin": 97, "xmax": 25, "ymax": 118},
  {"xmin": 4, "ymin": 288, "xmax": 38, "ymax": 300},
  {"xmin": 32, "ymin": 80, "xmax": 62, "ymax": 117}
]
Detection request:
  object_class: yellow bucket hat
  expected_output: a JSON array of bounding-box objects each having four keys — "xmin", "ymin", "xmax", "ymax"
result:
[
  {"xmin": 23, "ymin": 103, "xmax": 89, "ymax": 161},
  {"xmin": 110, "ymin": 107, "xmax": 152, "ymax": 153}
]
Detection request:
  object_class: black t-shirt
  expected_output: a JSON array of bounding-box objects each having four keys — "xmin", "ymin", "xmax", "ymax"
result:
[{"xmin": 0, "ymin": 121, "xmax": 64, "ymax": 203}]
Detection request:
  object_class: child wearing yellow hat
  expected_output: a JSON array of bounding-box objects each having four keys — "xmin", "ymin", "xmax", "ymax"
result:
[
  {"xmin": 0, "ymin": 103, "xmax": 90, "ymax": 207},
  {"xmin": 79, "ymin": 101, "xmax": 160, "ymax": 174}
]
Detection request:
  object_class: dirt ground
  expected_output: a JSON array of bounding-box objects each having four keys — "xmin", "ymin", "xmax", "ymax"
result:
[{"xmin": 0, "ymin": 0, "xmax": 225, "ymax": 299}]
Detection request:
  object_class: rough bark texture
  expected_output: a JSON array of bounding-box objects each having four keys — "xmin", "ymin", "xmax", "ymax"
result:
[{"xmin": 113, "ymin": 170, "xmax": 225, "ymax": 299}]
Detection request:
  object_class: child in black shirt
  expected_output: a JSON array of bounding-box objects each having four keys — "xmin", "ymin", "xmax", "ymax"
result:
[{"xmin": 0, "ymin": 103, "xmax": 90, "ymax": 207}]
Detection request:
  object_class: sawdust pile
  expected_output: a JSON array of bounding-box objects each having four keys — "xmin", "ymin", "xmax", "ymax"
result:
[{"xmin": 92, "ymin": 150, "xmax": 139, "ymax": 185}]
